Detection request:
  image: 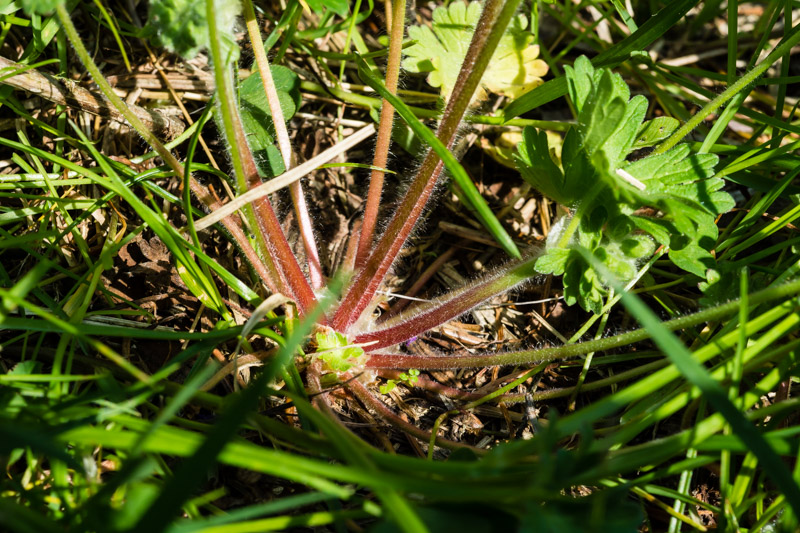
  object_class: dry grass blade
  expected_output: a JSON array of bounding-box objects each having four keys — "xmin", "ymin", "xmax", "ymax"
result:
[{"xmin": 190, "ymin": 123, "xmax": 376, "ymax": 233}]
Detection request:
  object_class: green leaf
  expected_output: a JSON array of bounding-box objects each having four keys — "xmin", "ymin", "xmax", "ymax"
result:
[
  {"xmin": 402, "ymin": 0, "xmax": 548, "ymax": 102},
  {"xmin": 535, "ymin": 247, "xmax": 570, "ymax": 276},
  {"xmin": 518, "ymin": 57, "xmax": 734, "ymax": 312},
  {"xmin": 146, "ymin": 0, "xmax": 239, "ymax": 60},
  {"xmin": 315, "ymin": 330, "xmax": 366, "ymax": 373},
  {"xmin": 624, "ymin": 145, "xmax": 734, "ymax": 277},
  {"xmin": 238, "ymin": 65, "xmax": 301, "ymax": 178},
  {"xmin": 634, "ymin": 116, "xmax": 679, "ymax": 149},
  {"xmin": 575, "ymin": 67, "xmax": 647, "ymax": 172},
  {"xmin": 515, "ymin": 128, "xmax": 579, "ymax": 207},
  {"xmin": 380, "ymin": 380, "xmax": 398, "ymax": 394},
  {"xmin": 305, "ymin": 0, "xmax": 349, "ymax": 16},
  {"xmin": 564, "ymin": 252, "xmax": 605, "ymax": 314},
  {"xmin": 564, "ymin": 55, "xmax": 602, "ymax": 115},
  {"xmin": 503, "ymin": 0, "xmax": 700, "ymax": 118}
]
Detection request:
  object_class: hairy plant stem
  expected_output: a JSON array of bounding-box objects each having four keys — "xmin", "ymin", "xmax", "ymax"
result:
[
  {"xmin": 656, "ymin": 20, "xmax": 800, "ymax": 154},
  {"xmin": 556, "ymin": 182, "xmax": 604, "ymax": 249},
  {"xmin": 355, "ymin": 0, "xmax": 406, "ymax": 268},
  {"xmin": 205, "ymin": 0, "xmax": 319, "ymax": 317},
  {"xmin": 243, "ymin": 0, "xmax": 323, "ymax": 290},
  {"xmin": 355, "ymin": 250, "xmax": 541, "ymax": 350},
  {"xmin": 381, "ymin": 244, "xmax": 459, "ymax": 320},
  {"xmin": 365, "ymin": 276, "xmax": 800, "ymax": 369},
  {"xmin": 333, "ymin": 0, "xmax": 524, "ymax": 332},
  {"xmin": 55, "ymin": 4, "xmax": 285, "ymax": 297}
]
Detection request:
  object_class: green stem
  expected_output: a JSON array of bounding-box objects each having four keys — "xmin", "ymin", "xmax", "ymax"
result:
[
  {"xmin": 56, "ymin": 4, "xmax": 176, "ymax": 170},
  {"xmin": 656, "ymin": 21, "xmax": 800, "ymax": 154},
  {"xmin": 556, "ymin": 183, "xmax": 603, "ymax": 249}
]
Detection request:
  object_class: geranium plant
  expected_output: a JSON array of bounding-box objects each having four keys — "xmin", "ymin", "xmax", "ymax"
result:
[
  {"xmin": 41, "ymin": 0, "xmax": 779, "ymax": 440},
  {"xmin": 8, "ymin": 0, "xmax": 800, "ymax": 529}
]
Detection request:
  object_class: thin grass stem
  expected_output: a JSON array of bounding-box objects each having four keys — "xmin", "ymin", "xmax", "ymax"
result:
[
  {"xmin": 55, "ymin": 3, "xmax": 284, "ymax": 297},
  {"xmin": 656, "ymin": 21, "xmax": 800, "ymax": 154}
]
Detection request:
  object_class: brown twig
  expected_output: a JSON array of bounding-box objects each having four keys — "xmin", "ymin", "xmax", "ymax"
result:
[{"xmin": 0, "ymin": 56, "xmax": 185, "ymax": 140}]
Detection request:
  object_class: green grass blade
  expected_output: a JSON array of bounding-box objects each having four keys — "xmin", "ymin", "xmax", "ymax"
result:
[
  {"xmin": 0, "ymin": 496, "xmax": 62, "ymax": 533},
  {"xmin": 164, "ymin": 493, "xmax": 338, "ymax": 533},
  {"xmin": 283, "ymin": 391, "xmax": 428, "ymax": 533},
  {"xmin": 128, "ymin": 283, "xmax": 341, "ymax": 533},
  {"xmin": 599, "ymin": 261, "xmax": 800, "ymax": 517}
]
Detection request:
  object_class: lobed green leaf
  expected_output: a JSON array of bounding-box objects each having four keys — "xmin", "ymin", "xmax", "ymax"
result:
[{"xmin": 517, "ymin": 56, "xmax": 734, "ymax": 312}]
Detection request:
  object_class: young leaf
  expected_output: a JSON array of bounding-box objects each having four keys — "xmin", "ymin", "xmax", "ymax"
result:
[
  {"xmin": 20, "ymin": 0, "xmax": 63, "ymax": 15},
  {"xmin": 315, "ymin": 331, "xmax": 366, "ymax": 373},
  {"xmin": 305, "ymin": 0, "xmax": 349, "ymax": 17},
  {"xmin": 402, "ymin": 0, "xmax": 548, "ymax": 102},
  {"xmin": 622, "ymin": 145, "xmax": 734, "ymax": 277},
  {"xmin": 573, "ymin": 64, "xmax": 647, "ymax": 172},
  {"xmin": 515, "ymin": 127, "xmax": 583, "ymax": 207},
  {"xmin": 238, "ymin": 65, "xmax": 301, "ymax": 178}
]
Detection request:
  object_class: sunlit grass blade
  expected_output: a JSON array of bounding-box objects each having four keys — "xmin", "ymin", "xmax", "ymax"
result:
[
  {"xmin": 164, "ymin": 492, "xmax": 342, "ymax": 533},
  {"xmin": 127, "ymin": 280, "xmax": 342, "ymax": 533},
  {"xmin": 582, "ymin": 249, "xmax": 800, "ymax": 518}
]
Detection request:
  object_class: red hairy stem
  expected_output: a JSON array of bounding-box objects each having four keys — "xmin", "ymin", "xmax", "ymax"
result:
[
  {"xmin": 187, "ymin": 180, "xmax": 284, "ymax": 296},
  {"xmin": 364, "ymin": 285, "xmax": 800, "ymax": 369},
  {"xmin": 380, "ymin": 244, "xmax": 460, "ymax": 320},
  {"xmin": 355, "ymin": 0, "xmax": 407, "ymax": 268},
  {"xmin": 228, "ymin": 94, "xmax": 314, "ymax": 310},
  {"xmin": 344, "ymin": 374, "xmax": 482, "ymax": 452},
  {"xmin": 250, "ymin": 193, "xmax": 321, "ymax": 317},
  {"xmin": 243, "ymin": 0, "xmax": 324, "ymax": 289},
  {"xmin": 364, "ymin": 328, "xmax": 670, "ymax": 368},
  {"xmin": 206, "ymin": 0, "xmax": 319, "ymax": 318},
  {"xmin": 235, "ymin": 121, "xmax": 319, "ymax": 316},
  {"xmin": 355, "ymin": 251, "xmax": 541, "ymax": 350},
  {"xmin": 333, "ymin": 0, "xmax": 522, "ymax": 332}
]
